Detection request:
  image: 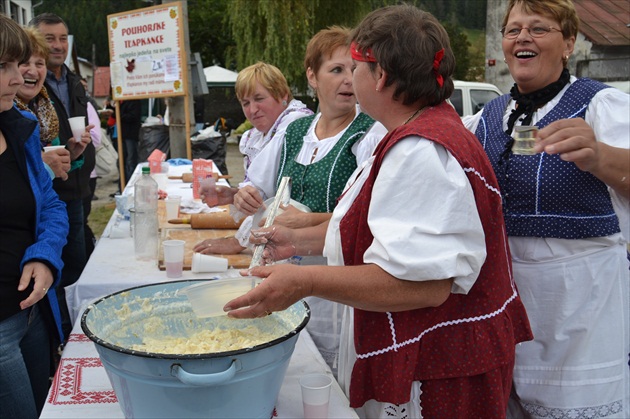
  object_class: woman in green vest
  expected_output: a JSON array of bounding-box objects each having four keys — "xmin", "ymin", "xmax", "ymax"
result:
[{"xmin": 195, "ymin": 27, "xmax": 386, "ymax": 376}]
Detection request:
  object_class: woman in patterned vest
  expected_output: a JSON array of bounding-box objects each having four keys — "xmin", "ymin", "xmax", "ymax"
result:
[
  {"xmin": 225, "ymin": 5, "xmax": 532, "ymax": 418},
  {"xmin": 462, "ymin": 0, "xmax": 630, "ymax": 417},
  {"xmin": 202, "ymin": 27, "xmax": 387, "ymax": 377}
]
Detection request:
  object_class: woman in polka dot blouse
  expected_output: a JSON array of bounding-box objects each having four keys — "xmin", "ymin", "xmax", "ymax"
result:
[{"xmin": 463, "ymin": 0, "xmax": 630, "ymax": 417}]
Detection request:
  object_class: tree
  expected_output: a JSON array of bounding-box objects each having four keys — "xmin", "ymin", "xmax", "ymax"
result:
[
  {"xmin": 225, "ymin": 0, "xmax": 372, "ymax": 92},
  {"xmin": 187, "ymin": 0, "xmax": 234, "ymax": 68},
  {"xmin": 443, "ymin": 22, "xmax": 473, "ymax": 80}
]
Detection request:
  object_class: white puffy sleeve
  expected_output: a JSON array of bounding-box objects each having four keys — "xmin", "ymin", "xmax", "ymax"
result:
[{"xmin": 363, "ymin": 136, "xmax": 487, "ymax": 294}]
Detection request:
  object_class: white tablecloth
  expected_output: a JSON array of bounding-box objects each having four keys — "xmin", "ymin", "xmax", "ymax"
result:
[
  {"xmin": 66, "ymin": 163, "xmax": 233, "ymax": 325},
  {"xmin": 48, "ymin": 163, "xmax": 357, "ymax": 418},
  {"xmin": 40, "ymin": 320, "xmax": 356, "ymax": 418}
]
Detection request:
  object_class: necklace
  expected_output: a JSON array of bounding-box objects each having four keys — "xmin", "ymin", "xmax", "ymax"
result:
[{"xmin": 403, "ymin": 106, "xmax": 426, "ymax": 125}]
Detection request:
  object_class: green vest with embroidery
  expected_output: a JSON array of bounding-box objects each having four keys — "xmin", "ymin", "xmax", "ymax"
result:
[{"xmin": 276, "ymin": 112, "xmax": 375, "ymax": 213}]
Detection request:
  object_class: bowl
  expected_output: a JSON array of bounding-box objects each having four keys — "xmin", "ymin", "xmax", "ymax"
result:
[{"xmin": 81, "ymin": 279, "xmax": 310, "ymax": 418}]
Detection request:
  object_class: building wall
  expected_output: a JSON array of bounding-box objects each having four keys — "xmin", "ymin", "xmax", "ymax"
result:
[{"xmin": 1, "ymin": 0, "xmax": 33, "ymax": 25}]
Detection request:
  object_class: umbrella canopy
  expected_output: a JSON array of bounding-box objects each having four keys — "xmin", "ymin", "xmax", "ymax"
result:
[{"xmin": 203, "ymin": 65, "xmax": 238, "ymax": 87}]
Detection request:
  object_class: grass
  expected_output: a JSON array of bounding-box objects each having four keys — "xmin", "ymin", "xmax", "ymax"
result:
[{"xmin": 88, "ymin": 203, "xmax": 116, "ymax": 239}]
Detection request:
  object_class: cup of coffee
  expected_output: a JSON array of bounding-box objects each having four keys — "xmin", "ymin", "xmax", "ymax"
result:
[{"xmin": 68, "ymin": 116, "xmax": 86, "ymax": 143}]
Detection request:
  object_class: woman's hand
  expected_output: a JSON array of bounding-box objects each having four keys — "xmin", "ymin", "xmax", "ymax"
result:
[
  {"xmin": 266, "ymin": 204, "xmax": 309, "ymax": 229},
  {"xmin": 18, "ymin": 261, "xmax": 54, "ymax": 310},
  {"xmin": 536, "ymin": 118, "xmax": 630, "ymax": 198},
  {"xmin": 66, "ymin": 124, "xmax": 95, "ymax": 161},
  {"xmin": 42, "ymin": 148, "xmax": 71, "ymax": 180},
  {"xmin": 200, "ymin": 185, "xmax": 237, "ymax": 207},
  {"xmin": 233, "ymin": 185, "xmax": 264, "ymax": 215},
  {"xmin": 535, "ymin": 118, "xmax": 600, "ymax": 172},
  {"xmin": 224, "ymin": 264, "xmax": 313, "ymax": 319},
  {"xmin": 250, "ymin": 225, "xmax": 298, "ymax": 264},
  {"xmin": 192, "ymin": 237, "xmax": 244, "ymax": 255}
]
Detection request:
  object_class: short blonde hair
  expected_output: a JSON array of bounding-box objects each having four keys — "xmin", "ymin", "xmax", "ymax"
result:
[
  {"xmin": 235, "ymin": 62, "xmax": 292, "ymax": 102},
  {"xmin": 22, "ymin": 26, "xmax": 50, "ymax": 61}
]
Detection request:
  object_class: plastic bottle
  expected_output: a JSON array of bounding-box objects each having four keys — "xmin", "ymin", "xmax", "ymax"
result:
[{"xmin": 134, "ymin": 166, "xmax": 158, "ymax": 260}]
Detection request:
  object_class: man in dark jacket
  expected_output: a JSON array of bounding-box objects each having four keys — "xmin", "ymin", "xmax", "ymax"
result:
[
  {"xmin": 30, "ymin": 13, "xmax": 95, "ymax": 339},
  {"xmin": 119, "ymin": 100, "xmax": 142, "ymax": 184}
]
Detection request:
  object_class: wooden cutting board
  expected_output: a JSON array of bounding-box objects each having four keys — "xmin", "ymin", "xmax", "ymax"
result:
[{"xmin": 158, "ymin": 227, "xmax": 252, "ymax": 270}]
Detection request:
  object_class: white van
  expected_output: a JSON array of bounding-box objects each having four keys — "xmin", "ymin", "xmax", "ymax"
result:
[{"xmin": 450, "ymin": 80, "xmax": 503, "ymax": 117}]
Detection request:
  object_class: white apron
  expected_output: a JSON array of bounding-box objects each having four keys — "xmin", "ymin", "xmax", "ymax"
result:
[{"xmin": 510, "ymin": 236, "xmax": 630, "ymax": 418}]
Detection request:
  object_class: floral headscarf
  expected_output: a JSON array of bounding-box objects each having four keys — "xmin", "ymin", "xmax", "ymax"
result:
[{"xmin": 14, "ymin": 85, "xmax": 60, "ymax": 147}]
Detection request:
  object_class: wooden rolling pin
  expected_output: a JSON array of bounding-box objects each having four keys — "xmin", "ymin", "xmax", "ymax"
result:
[
  {"xmin": 168, "ymin": 173, "xmax": 232, "ymax": 183},
  {"xmin": 168, "ymin": 212, "xmax": 243, "ymax": 229}
]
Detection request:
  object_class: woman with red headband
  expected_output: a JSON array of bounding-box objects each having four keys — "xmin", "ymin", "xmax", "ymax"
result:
[{"xmin": 225, "ymin": 5, "xmax": 532, "ymax": 417}]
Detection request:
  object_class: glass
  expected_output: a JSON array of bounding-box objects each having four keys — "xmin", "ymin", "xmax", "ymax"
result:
[
  {"xmin": 501, "ymin": 26, "xmax": 561, "ymax": 39},
  {"xmin": 512, "ymin": 125, "xmax": 538, "ymax": 155}
]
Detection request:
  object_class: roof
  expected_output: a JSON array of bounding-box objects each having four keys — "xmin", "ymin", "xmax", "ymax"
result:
[
  {"xmin": 574, "ymin": 0, "xmax": 630, "ymax": 46},
  {"xmin": 203, "ymin": 65, "xmax": 238, "ymax": 87},
  {"xmin": 93, "ymin": 67, "xmax": 111, "ymax": 98}
]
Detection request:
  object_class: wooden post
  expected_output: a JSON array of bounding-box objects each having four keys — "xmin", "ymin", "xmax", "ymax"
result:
[
  {"xmin": 115, "ymin": 101, "xmax": 125, "ymax": 191},
  {"xmin": 164, "ymin": 0, "xmax": 193, "ymax": 159}
]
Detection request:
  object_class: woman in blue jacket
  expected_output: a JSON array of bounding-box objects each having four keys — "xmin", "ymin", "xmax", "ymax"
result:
[{"xmin": 0, "ymin": 15, "xmax": 69, "ymax": 418}]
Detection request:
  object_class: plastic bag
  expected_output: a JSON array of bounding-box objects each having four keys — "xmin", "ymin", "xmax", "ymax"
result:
[{"xmin": 95, "ymin": 128, "xmax": 119, "ymax": 177}]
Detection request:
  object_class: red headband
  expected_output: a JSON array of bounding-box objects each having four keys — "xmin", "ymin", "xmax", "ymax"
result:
[
  {"xmin": 351, "ymin": 42, "xmax": 377, "ymax": 63},
  {"xmin": 433, "ymin": 48, "xmax": 444, "ymax": 88}
]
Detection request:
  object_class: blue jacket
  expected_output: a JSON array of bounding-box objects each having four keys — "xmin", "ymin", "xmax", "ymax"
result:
[{"xmin": 1, "ymin": 106, "xmax": 69, "ymax": 341}]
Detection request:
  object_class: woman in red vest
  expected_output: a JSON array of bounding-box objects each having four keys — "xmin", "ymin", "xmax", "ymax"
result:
[{"xmin": 226, "ymin": 5, "xmax": 532, "ymax": 418}]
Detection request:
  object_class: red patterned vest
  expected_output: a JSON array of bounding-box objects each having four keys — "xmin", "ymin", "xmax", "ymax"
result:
[{"xmin": 339, "ymin": 102, "xmax": 532, "ymax": 407}]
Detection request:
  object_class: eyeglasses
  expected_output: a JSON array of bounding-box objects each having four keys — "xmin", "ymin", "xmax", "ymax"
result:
[{"xmin": 500, "ymin": 26, "xmax": 562, "ymax": 39}]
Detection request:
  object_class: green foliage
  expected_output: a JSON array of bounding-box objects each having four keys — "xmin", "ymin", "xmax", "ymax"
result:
[
  {"xmin": 187, "ymin": 0, "xmax": 234, "ymax": 68},
  {"xmin": 33, "ymin": 0, "xmax": 489, "ymax": 88},
  {"xmin": 443, "ymin": 22, "xmax": 472, "ymax": 81},
  {"xmin": 464, "ymin": 28, "xmax": 488, "ymax": 81},
  {"xmin": 226, "ymin": 0, "xmax": 371, "ymax": 93}
]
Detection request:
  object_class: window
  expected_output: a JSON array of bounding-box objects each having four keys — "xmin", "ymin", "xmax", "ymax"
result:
[
  {"xmin": 470, "ymin": 89, "xmax": 500, "ymax": 114},
  {"xmin": 450, "ymin": 89, "xmax": 463, "ymax": 117}
]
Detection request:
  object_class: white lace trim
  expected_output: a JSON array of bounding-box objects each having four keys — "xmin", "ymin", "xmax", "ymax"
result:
[
  {"xmin": 357, "ymin": 165, "xmax": 518, "ymax": 360},
  {"xmin": 356, "ymin": 289, "xmax": 519, "ymax": 359},
  {"xmin": 522, "ymin": 399, "xmax": 623, "ymax": 419}
]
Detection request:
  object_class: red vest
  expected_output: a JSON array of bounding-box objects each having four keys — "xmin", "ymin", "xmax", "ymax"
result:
[{"xmin": 339, "ymin": 102, "xmax": 532, "ymax": 407}]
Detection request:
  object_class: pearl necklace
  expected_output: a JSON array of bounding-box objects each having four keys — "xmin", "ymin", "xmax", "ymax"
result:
[{"xmin": 403, "ymin": 106, "xmax": 427, "ymax": 125}]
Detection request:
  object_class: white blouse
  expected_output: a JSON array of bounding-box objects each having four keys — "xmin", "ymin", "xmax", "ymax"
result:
[
  {"xmin": 324, "ymin": 135, "xmax": 487, "ymax": 295},
  {"xmin": 242, "ymin": 104, "xmax": 387, "ymax": 201},
  {"xmin": 237, "ymin": 99, "xmax": 311, "ymax": 185}
]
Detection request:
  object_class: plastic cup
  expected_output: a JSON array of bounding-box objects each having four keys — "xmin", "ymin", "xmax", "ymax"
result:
[
  {"xmin": 164, "ymin": 195, "xmax": 181, "ymax": 220},
  {"xmin": 163, "ymin": 240, "xmax": 185, "ymax": 278},
  {"xmin": 114, "ymin": 194, "xmax": 131, "ymax": 219},
  {"xmin": 43, "ymin": 145, "xmax": 66, "ymax": 152},
  {"xmin": 191, "ymin": 252, "xmax": 228, "ymax": 273},
  {"xmin": 199, "ymin": 176, "xmax": 218, "ymax": 207},
  {"xmin": 68, "ymin": 116, "xmax": 86, "ymax": 143},
  {"xmin": 152, "ymin": 173, "xmax": 169, "ymax": 191},
  {"xmin": 300, "ymin": 373, "xmax": 333, "ymax": 419}
]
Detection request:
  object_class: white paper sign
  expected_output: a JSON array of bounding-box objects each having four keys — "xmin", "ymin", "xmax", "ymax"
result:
[{"xmin": 108, "ymin": 2, "xmax": 185, "ymax": 99}]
